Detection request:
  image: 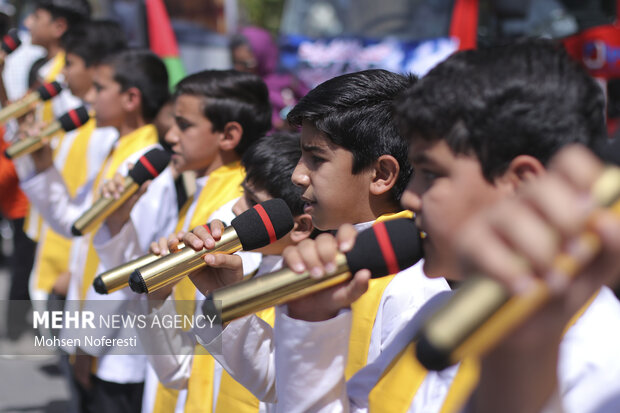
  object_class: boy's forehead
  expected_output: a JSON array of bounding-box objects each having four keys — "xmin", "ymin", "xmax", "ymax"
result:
[
  {"xmin": 300, "ymin": 121, "xmax": 337, "ymax": 151},
  {"xmin": 93, "ymin": 64, "xmax": 115, "ymax": 81}
]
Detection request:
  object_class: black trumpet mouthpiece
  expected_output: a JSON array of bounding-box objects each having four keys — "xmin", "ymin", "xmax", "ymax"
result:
[
  {"xmin": 346, "ymin": 218, "xmax": 423, "ymax": 278},
  {"xmin": 1, "ymin": 29, "xmax": 21, "ymax": 54},
  {"xmin": 129, "ymin": 270, "xmax": 148, "ymax": 294},
  {"xmin": 71, "ymin": 224, "xmax": 83, "ymax": 237},
  {"xmin": 128, "ymin": 148, "xmax": 171, "ymax": 185},
  {"xmin": 59, "ymin": 106, "xmax": 90, "ymax": 132},
  {"xmin": 37, "ymin": 81, "xmax": 63, "ymax": 101},
  {"xmin": 93, "ymin": 276, "xmax": 108, "ymax": 295},
  {"xmin": 232, "ymin": 198, "xmax": 294, "ymax": 251}
]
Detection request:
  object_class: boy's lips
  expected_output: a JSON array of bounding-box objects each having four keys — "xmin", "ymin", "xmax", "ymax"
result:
[{"xmin": 302, "ymin": 197, "xmax": 316, "ymax": 213}]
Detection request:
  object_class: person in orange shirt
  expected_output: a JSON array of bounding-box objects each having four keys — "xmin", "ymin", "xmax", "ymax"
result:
[{"xmin": 0, "ymin": 126, "xmax": 36, "ymax": 340}]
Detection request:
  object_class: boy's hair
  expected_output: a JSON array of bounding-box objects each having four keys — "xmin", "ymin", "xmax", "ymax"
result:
[
  {"xmin": 28, "ymin": 57, "xmax": 49, "ymax": 89},
  {"xmin": 242, "ymin": 132, "xmax": 304, "ymax": 216},
  {"xmin": 61, "ymin": 20, "xmax": 127, "ymax": 67},
  {"xmin": 173, "ymin": 70, "xmax": 272, "ymax": 156},
  {"xmin": 102, "ymin": 49, "xmax": 170, "ymax": 123},
  {"xmin": 35, "ymin": 0, "xmax": 91, "ymax": 28},
  {"xmin": 287, "ymin": 69, "xmax": 415, "ymax": 201},
  {"xmin": 396, "ymin": 39, "xmax": 606, "ymax": 182}
]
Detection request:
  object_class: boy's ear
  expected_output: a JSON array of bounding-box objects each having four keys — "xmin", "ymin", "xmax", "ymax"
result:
[
  {"xmin": 51, "ymin": 17, "xmax": 68, "ymax": 39},
  {"xmin": 369, "ymin": 154, "xmax": 400, "ymax": 196},
  {"xmin": 219, "ymin": 121, "xmax": 244, "ymax": 152},
  {"xmin": 499, "ymin": 154, "xmax": 546, "ymax": 190},
  {"xmin": 122, "ymin": 86, "xmax": 143, "ymax": 116},
  {"xmin": 289, "ymin": 213, "xmax": 314, "ymax": 244}
]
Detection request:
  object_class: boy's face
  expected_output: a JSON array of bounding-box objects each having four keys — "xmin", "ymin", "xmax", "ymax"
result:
[
  {"xmin": 401, "ymin": 139, "xmax": 506, "ymax": 280},
  {"xmin": 165, "ymin": 95, "xmax": 220, "ymax": 174},
  {"xmin": 25, "ymin": 8, "xmax": 60, "ymax": 47},
  {"xmin": 62, "ymin": 53, "xmax": 94, "ymax": 100},
  {"xmin": 292, "ymin": 121, "xmax": 374, "ymax": 230},
  {"xmin": 89, "ymin": 64, "xmax": 124, "ymax": 129},
  {"xmin": 233, "ymin": 180, "xmax": 294, "ymax": 255}
]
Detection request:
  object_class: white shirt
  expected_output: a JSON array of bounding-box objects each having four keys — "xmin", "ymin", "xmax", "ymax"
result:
[
  {"xmin": 130, "ymin": 197, "xmax": 261, "ymax": 412},
  {"xmin": 277, "ymin": 285, "xmax": 620, "ymax": 413},
  {"xmin": 192, "ymin": 221, "xmax": 451, "ymax": 412}
]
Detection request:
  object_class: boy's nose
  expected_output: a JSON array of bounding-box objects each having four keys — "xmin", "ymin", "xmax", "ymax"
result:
[
  {"xmin": 164, "ymin": 124, "xmax": 180, "ymax": 146},
  {"xmin": 400, "ymin": 186, "xmax": 422, "ymax": 214},
  {"xmin": 291, "ymin": 162, "xmax": 309, "ymax": 188},
  {"xmin": 83, "ymin": 86, "xmax": 96, "ymax": 106}
]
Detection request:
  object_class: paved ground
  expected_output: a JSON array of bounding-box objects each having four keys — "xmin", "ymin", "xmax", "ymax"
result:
[{"xmin": 0, "ymin": 265, "xmax": 69, "ymax": 413}]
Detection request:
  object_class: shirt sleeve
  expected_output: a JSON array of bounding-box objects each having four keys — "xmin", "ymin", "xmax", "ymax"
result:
[
  {"xmin": 274, "ymin": 305, "xmax": 352, "ymax": 413},
  {"xmin": 195, "ymin": 313, "xmax": 278, "ymax": 402}
]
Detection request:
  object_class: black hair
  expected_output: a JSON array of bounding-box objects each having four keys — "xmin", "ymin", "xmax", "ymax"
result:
[
  {"xmin": 396, "ymin": 39, "xmax": 606, "ymax": 182},
  {"xmin": 287, "ymin": 69, "xmax": 416, "ymax": 201},
  {"xmin": 35, "ymin": 0, "xmax": 91, "ymax": 28},
  {"xmin": 229, "ymin": 33, "xmax": 249, "ymax": 51},
  {"xmin": 242, "ymin": 132, "xmax": 304, "ymax": 216},
  {"xmin": 61, "ymin": 19, "xmax": 127, "ymax": 67},
  {"xmin": 102, "ymin": 49, "xmax": 170, "ymax": 123},
  {"xmin": 173, "ymin": 70, "xmax": 272, "ymax": 156},
  {"xmin": 27, "ymin": 57, "xmax": 49, "ymax": 89}
]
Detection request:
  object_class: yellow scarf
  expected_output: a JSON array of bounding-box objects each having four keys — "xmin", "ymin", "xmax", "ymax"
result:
[
  {"xmin": 212, "ymin": 210, "xmax": 414, "ymax": 413},
  {"xmin": 151, "ymin": 162, "xmax": 245, "ymax": 413},
  {"xmin": 80, "ymin": 124, "xmax": 158, "ymax": 301},
  {"xmin": 214, "ymin": 308, "xmax": 275, "ymax": 413},
  {"xmin": 33, "ymin": 119, "xmax": 96, "ymax": 293},
  {"xmin": 367, "ymin": 292, "xmax": 597, "ymax": 413},
  {"xmin": 23, "ymin": 51, "xmax": 66, "ymax": 242}
]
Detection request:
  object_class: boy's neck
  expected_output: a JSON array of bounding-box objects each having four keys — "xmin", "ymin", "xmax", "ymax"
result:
[
  {"xmin": 369, "ymin": 195, "xmax": 402, "ymax": 222},
  {"xmin": 45, "ymin": 43, "xmax": 62, "ymax": 60},
  {"xmin": 196, "ymin": 150, "xmax": 241, "ymax": 178},
  {"xmin": 118, "ymin": 114, "xmax": 147, "ymax": 138}
]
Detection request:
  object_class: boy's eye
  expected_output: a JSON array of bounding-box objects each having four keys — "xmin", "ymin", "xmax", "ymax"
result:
[
  {"xmin": 176, "ymin": 120, "xmax": 191, "ymax": 131},
  {"xmin": 311, "ymin": 155, "xmax": 325, "ymax": 165},
  {"xmin": 421, "ymin": 169, "xmax": 439, "ymax": 183}
]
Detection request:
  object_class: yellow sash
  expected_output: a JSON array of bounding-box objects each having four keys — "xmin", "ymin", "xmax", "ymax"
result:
[
  {"xmin": 346, "ymin": 210, "xmax": 414, "ymax": 380},
  {"xmin": 368, "ymin": 291, "xmax": 597, "ymax": 413},
  {"xmin": 80, "ymin": 124, "xmax": 158, "ymax": 300},
  {"xmin": 150, "ymin": 162, "xmax": 245, "ymax": 413},
  {"xmin": 214, "ymin": 308, "xmax": 276, "ymax": 413},
  {"xmin": 33, "ymin": 119, "xmax": 96, "ymax": 292},
  {"xmin": 42, "ymin": 50, "xmax": 65, "ymax": 122},
  {"xmin": 23, "ymin": 51, "xmax": 66, "ymax": 242}
]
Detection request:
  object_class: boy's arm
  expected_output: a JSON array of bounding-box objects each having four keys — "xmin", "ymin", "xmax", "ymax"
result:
[
  {"xmin": 274, "ymin": 305, "xmax": 353, "ymax": 412},
  {"xmin": 266, "ymin": 228, "xmax": 370, "ymax": 412},
  {"xmin": 135, "ymin": 294, "xmax": 197, "ymax": 390},
  {"xmin": 454, "ymin": 146, "xmax": 620, "ymax": 413},
  {"xmin": 19, "ymin": 162, "xmax": 88, "ymax": 237},
  {"xmin": 194, "ymin": 312, "xmax": 279, "ymax": 402}
]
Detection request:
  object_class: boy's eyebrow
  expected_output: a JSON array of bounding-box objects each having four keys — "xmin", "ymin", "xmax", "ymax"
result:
[
  {"xmin": 410, "ymin": 152, "xmax": 433, "ymax": 165},
  {"xmin": 301, "ymin": 143, "xmax": 327, "ymax": 154}
]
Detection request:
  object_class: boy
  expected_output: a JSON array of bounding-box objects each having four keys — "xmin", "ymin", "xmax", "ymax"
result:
[
  {"xmin": 20, "ymin": 0, "xmax": 90, "ymax": 245},
  {"xmin": 23, "ymin": 0, "xmax": 90, "ymax": 116},
  {"xmin": 139, "ymin": 132, "xmax": 313, "ymax": 413},
  {"xmin": 92, "ymin": 69, "xmax": 272, "ymax": 413},
  {"xmin": 20, "ymin": 49, "xmax": 174, "ymax": 412},
  {"xmin": 23, "ymin": 20, "xmax": 127, "ymax": 305},
  {"xmin": 182, "ymin": 69, "xmax": 450, "ymax": 410},
  {"xmin": 277, "ymin": 41, "xmax": 620, "ymax": 412}
]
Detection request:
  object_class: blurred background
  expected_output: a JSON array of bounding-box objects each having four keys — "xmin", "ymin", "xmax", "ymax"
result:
[{"xmin": 1, "ymin": 0, "xmax": 620, "ymax": 411}]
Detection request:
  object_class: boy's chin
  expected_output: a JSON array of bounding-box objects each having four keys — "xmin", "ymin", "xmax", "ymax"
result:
[
  {"xmin": 422, "ymin": 257, "xmax": 452, "ymax": 279},
  {"xmin": 310, "ymin": 214, "xmax": 336, "ymax": 232}
]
